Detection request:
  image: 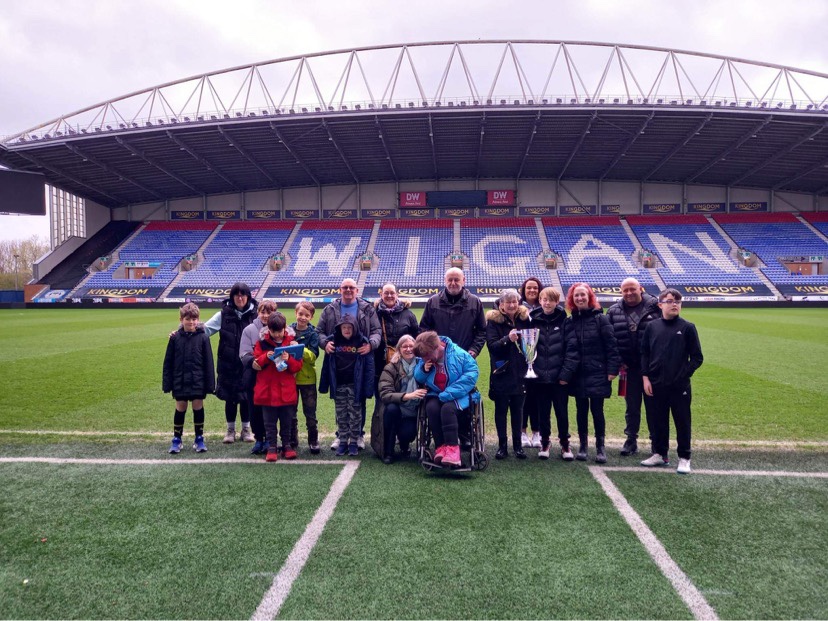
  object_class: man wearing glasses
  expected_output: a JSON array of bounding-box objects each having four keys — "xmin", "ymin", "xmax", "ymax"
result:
[
  {"xmin": 318, "ymin": 278, "xmax": 381, "ymax": 449},
  {"xmin": 639, "ymin": 289, "xmax": 704, "ymax": 474}
]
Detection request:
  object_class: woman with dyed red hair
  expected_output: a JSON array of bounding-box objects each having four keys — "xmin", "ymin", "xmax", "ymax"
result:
[{"xmin": 564, "ymin": 283, "xmax": 621, "ymax": 464}]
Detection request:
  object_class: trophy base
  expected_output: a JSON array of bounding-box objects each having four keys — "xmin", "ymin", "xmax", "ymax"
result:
[{"xmin": 525, "ymin": 369, "xmax": 538, "ymax": 379}]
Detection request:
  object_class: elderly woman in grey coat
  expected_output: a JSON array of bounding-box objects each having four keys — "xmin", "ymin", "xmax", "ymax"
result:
[{"xmin": 370, "ymin": 334, "xmax": 427, "ymax": 464}]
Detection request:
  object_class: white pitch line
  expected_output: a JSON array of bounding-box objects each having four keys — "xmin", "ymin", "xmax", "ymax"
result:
[
  {"xmin": 0, "ymin": 457, "xmax": 345, "ymax": 466},
  {"xmin": 251, "ymin": 461, "xmax": 360, "ymax": 621},
  {"xmin": 600, "ymin": 466, "xmax": 828, "ymax": 478},
  {"xmin": 589, "ymin": 466, "xmax": 718, "ymax": 621}
]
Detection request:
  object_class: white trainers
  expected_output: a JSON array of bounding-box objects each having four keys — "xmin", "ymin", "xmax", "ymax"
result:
[
  {"xmin": 521, "ymin": 432, "xmax": 531, "ymax": 448},
  {"xmin": 223, "ymin": 429, "xmax": 236, "ymax": 444},
  {"xmin": 530, "ymin": 432, "xmax": 541, "ymax": 448},
  {"xmin": 640, "ymin": 453, "xmax": 667, "ymax": 467},
  {"xmin": 561, "ymin": 446, "xmax": 575, "ymax": 461},
  {"xmin": 537, "ymin": 442, "xmax": 551, "ymax": 460},
  {"xmin": 330, "ymin": 437, "xmax": 340, "ymax": 451},
  {"xmin": 357, "ymin": 436, "xmax": 365, "ymax": 450},
  {"xmin": 676, "ymin": 458, "xmax": 692, "ymax": 474},
  {"xmin": 240, "ymin": 426, "xmax": 254, "ymax": 443}
]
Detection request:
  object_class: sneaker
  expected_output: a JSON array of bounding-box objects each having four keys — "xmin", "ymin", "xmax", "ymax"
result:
[
  {"xmin": 348, "ymin": 442, "xmax": 359, "ymax": 457},
  {"xmin": 561, "ymin": 445, "xmax": 575, "ymax": 461},
  {"xmin": 283, "ymin": 447, "xmax": 298, "ymax": 460},
  {"xmin": 308, "ymin": 441, "xmax": 321, "ymax": 455},
  {"xmin": 262, "ymin": 441, "xmax": 270, "ymax": 454},
  {"xmin": 538, "ymin": 442, "xmax": 551, "ymax": 460},
  {"xmin": 433, "ymin": 445, "xmax": 447, "ymax": 464},
  {"xmin": 620, "ymin": 437, "xmax": 638, "ymax": 456},
  {"xmin": 521, "ymin": 432, "xmax": 531, "ymax": 448},
  {"xmin": 495, "ymin": 446, "xmax": 508, "ymax": 460},
  {"xmin": 240, "ymin": 427, "xmax": 255, "ymax": 443},
  {"xmin": 193, "ymin": 436, "xmax": 207, "ymax": 453},
  {"xmin": 265, "ymin": 448, "xmax": 278, "ymax": 462},
  {"xmin": 330, "ymin": 437, "xmax": 340, "ymax": 451},
  {"xmin": 530, "ymin": 432, "xmax": 542, "ymax": 448},
  {"xmin": 676, "ymin": 458, "xmax": 692, "ymax": 474},
  {"xmin": 357, "ymin": 436, "xmax": 365, "ymax": 450},
  {"xmin": 335, "ymin": 442, "xmax": 347, "ymax": 457},
  {"xmin": 514, "ymin": 448, "xmax": 528, "ymax": 460},
  {"xmin": 641, "ymin": 453, "xmax": 668, "ymax": 467},
  {"xmin": 250, "ymin": 440, "xmax": 264, "ymax": 455},
  {"xmin": 168, "ymin": 437, "xmax": 182, "ymax": 454},
  {"xmin": 442, "ymin": 445, "xmax": 462, "ymax": 467},
  {"xmin": 223, "ymin": 429, "xmax": 236, "ymax": 444}
]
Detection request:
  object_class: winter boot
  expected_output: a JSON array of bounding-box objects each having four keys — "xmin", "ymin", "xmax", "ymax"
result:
[
  {"xmin": 576, "ymin": 435, "xmax": 588, "ymax": 461},
  {"xmin": 307, "ymin": 426, "xmax": 320, "ymax": 454},
  {"xmin": 595, "ymin": 436, "xmax": 607, "ymax": 464}
]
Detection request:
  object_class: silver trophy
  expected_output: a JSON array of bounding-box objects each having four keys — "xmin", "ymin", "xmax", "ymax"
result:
[{"xmin": 516, "ymin": 328, "xmax": 540, "ymax": 378}]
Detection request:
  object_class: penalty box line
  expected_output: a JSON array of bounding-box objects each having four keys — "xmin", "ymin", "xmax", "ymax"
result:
[{"xmin": 589, "ymin": 466, "xmax": 718, "ymax": 621}]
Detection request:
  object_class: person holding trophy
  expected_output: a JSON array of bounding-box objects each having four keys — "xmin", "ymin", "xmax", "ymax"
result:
[
  {"xmin": 564, "ymin": 283, "xmax": 621, "ymax": 464},
  {"xmin": 486, "ymin": 288, "xmax": 533, "ymax": 460}
]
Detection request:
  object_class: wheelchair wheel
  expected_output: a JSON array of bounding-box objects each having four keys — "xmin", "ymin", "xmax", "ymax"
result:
[
  {"xmin": 475, "ymin": 451, "xmax": 489, "ymax": 471},
  {"xmin": 420, "ymin": 448, "xmax": 436, "ymax": 472}
]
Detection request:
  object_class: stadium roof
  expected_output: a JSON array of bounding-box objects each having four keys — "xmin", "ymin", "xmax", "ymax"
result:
[{"xmin": 1, "ymin": 40, "xmax": 827, "ymax": 207}]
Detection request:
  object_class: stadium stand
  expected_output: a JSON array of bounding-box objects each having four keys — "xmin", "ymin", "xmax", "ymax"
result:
[
  {"xmin": 176, "ymin": 221, "xmax": 294, "ymax": 290},
  {"xmin": 76, "ymin": 221, "xmax": 216, "ymax": 294},
  {"xmin": 270, "ymin": 220, "xmax": 373, "ymax": 288},
  {"xmin": 461, "ymin": 218, "xmax": 544, "ymax": 287},
  {"xmin": 628, "ymin": 215, "xmax": 762, "ymax": 286},
  {"xmin": 802, "ymin": 212, "xmax": 828, "ymax": 238},
  {"xmin": 543, "ymin": 216, "xmax": 656, "ymax": 291},
  {"xmin": 714, "ymin": 213, "xmax": 828, "ymax": 285},
  {"xmin": 37, "ymin": 221, "xmax": 140, "ymax": 290},
  {"xmin": 365, "ymin": 219, "xmax": 454, "ymax": 290}
]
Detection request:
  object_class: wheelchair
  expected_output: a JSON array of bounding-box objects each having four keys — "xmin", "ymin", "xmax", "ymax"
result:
[{"xmin": 416, "ymin": 390, "xmax": 488, "ymax": 473}]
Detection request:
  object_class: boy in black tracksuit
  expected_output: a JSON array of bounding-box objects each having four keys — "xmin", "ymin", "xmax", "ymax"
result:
[{"xmin": 640, "ymin": 289, "xmax": 704, "ymax": 473}]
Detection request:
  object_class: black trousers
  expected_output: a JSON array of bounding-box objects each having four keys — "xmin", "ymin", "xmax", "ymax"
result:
[
  {"xmin": 528, "ymin": 382, "xmax": 570, "ymax": 444},
  {"xmin": 522, "ymin": 384, "xmax": 540, "ymax": 433},
  {"xmin": 382, "ymin": 403, "xmax": 417, "ymax": 455},
  {"xmin": 650, "ymin": 384, "xmax": 692, "ymax": 460},
  {"xmin": 248, "ymin": 386, "xmax": 265, "ymax": 442},
  {"xmin": 424, "ymin": 397, "xmax": 460, "ymax": 447},
  {"xmin": 624, "ymin": 367, "xmax": 654, "ymax": 440},
  {"xmin": 575, "ymin": 397, "xmax": 606, "ymax": 438},
  {"xmin": 262, "ymin": 405, "xmax": 294, "ymax": 448},
  {"xmin": 493, "ymin": 393, "xmax": 525, "ymax": 449},
  {"xmin": 224, "ymin": 399, "xmax": 250, "ymax": 424}
]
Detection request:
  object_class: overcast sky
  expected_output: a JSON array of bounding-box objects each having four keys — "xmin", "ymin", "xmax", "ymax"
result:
[{"xmin": 1, "ymin": 0, "xmax": 825, "ymax": 243}]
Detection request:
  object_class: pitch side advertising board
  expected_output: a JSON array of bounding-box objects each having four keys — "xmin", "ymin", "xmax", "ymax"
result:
[{"xmin": 775, "ymin": 284, "xmax": 828, "ymax": 301}]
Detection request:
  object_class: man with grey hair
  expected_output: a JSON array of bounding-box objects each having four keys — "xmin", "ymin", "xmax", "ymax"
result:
[
  {"xmin": 606, "ymin": 277, "xmax": 662, "ymax": 456},
  {"xmin": 317, "ymin": 278, "xmax": 381, "ymax": 449},
  {"xmin": 419, "ymin": 267, "xmax": 486, "ymax": 358}
]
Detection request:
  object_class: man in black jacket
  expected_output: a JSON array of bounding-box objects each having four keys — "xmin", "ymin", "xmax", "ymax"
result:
[
  {"xmin": 606, "ymin": 278, "xmax": 662, "ymax": 456},
  {"xmin": 419, "ymin": 268, "xmax": 486, "ymax": 358},
  {"xmin": 640, "ymin": 289, "xmax": 704, "ymax": 474}
]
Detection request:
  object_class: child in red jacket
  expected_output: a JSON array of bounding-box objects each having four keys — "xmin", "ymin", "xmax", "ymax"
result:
[{"xmin": 253, "ymin": 312, "xmax": 303, "ymax": 461}]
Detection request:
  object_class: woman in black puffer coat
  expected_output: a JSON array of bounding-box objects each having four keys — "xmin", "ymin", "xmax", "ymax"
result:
[
  {"xmin": 486, "ymin": 288, "xmax": 532, "ymax": 460},
  {"xmin": 564, "ymin": 283, "xmax": 621, "ymax": 464}
]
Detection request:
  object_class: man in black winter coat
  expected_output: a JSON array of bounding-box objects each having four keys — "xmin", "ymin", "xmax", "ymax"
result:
[
  {"xmin": 640, "ymin": 289, "xmax": 704, "ymax": 474},
  {"xmin": 419, "ymin": 268, "xmax": 486, "ymax": 358},
  {"xmin": 606, "ymin": 278, "xmax": 662, "ymax": 456}
]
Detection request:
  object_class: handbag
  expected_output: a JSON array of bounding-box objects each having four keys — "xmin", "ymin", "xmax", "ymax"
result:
[{"xmin": 381, "ymin": 317, "xmax": 397, "ymax": 364}]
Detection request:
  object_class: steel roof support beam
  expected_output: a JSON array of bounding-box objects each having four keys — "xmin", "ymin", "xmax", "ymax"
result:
[
  {"xmin": 516, "ymin": 112, "xmax": 542, "ymax": 180},
  {"xmin": 322, "ymin": 120, "xmax": 359, "ymax": 183},
  {"xmin": 558, "ymin": 111, "xmax": 598, "ymax": 179},
  {"xmin": 600, "ymin": 112, "xmax": 653, "ymax": 180},
  {"xmin": 686, "ymin": 116, "xmax": 773, "ymax": 183},
  {"xmin": 65, "ymin": 144, "xmax": 163, "ymax": 200},
  {"xmin": 729, "ymin": 122, "xmax": 828, "ymax": 186},
  {"xmin": 374, "ymin": 116, "xmax": 397, "ymax": 180},
  {"xmin": 269, "ymin": 123, "xmax": 320, "ymax": 186},
  {"xmin": 166, "ymin": 131, "xmax": 240, "ymax": 191},
  {"xmin": 428, "ymin": 114, "xmax": 438, "ymax": 179},
  {"xmin": 216, "ymin": 127, "xmax": 281, "ymax": 188},
  {"xmin": 16, "ymin": 150, "xmax": 126, "ymax": 205},
  {"xmin": 475, "ymin": 113, "xmax": 487, "ymax": 180},
  {"xmin": 644, "ymin": 113, "xmax": 714, "ymax": 180},
  {"xmin": 115, "ymin": 137, "xmax": 202, "ymax": 194},
  {"xmin": 773, "ymin": 156, "xmax": 828, "ymax": 190}
]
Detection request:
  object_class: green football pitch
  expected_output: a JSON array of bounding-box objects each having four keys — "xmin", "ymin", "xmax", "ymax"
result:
[{"xmin": 1, "ymin": 307, "xmax": 826, "ymax": 619}]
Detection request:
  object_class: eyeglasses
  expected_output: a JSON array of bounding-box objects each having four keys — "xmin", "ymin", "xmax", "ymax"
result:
[
  {"xmin": 660, "ymin": 299, "xmax": 681, "ymax": 305},
  {"xmin": 341, "ymin": 286, "xmax": 356, "ymax": 290}
]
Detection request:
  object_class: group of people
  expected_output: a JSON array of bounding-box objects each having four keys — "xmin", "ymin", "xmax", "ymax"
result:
[{"xmin": 162, "ymin": 268, "xmax": 703, "ymax": 473}]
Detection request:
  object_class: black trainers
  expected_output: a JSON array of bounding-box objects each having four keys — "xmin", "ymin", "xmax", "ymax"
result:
[
  {"xmin": 514, "ymin": 448, "xmax": 528, "ymax": 460},
  {"xmin": 495, "ymin": 446, "xmax": 508, "ymax": 460},
  {"xmin": 620, "ymin": 437, "xmax": 638, "ymax": 456}
]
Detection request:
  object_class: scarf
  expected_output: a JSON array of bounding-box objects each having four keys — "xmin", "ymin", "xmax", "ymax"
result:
[
  {"xmin": 399, "ymin": 357, "xmax": 420, "ymax": 417},
  {"xmin": 376, "ymin": 301, "xmax": 405, "ymax": 316}
]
